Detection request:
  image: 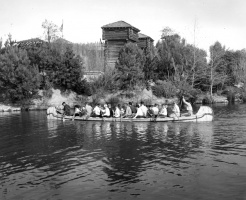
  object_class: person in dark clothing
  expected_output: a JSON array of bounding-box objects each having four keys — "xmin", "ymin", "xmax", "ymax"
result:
[
  {"xmin": 62, "ymin": 102, "xmax": 71, "ymax": 116},
  {"xmin": 129, "ymin": 102, "xmax": 137, "ymax": 114},
  {"xmin": 108, "ymin": 104, "xmax": 114, "ymax": 117}
]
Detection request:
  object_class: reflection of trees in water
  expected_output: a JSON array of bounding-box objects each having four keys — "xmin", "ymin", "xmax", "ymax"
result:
[{"xmin": 79, "ymin": 121, "xmax": 214, "ymax": 184}]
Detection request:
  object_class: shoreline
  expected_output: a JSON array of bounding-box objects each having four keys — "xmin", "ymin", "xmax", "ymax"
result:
[{"xmin": 0, "ymin": 94, "xmax": 239, "ymax": 112}]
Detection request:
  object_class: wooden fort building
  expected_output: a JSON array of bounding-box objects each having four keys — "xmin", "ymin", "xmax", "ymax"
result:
[
  {"xmin": 102, "ymin": 21, "xmax": 140, "ymax": 69},
  {"xmin": 137, "ymin": 33, "xmax": 154, "ymax": 51}
]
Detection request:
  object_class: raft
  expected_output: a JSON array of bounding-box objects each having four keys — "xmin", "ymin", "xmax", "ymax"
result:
[{"xmin": 47, "ymin": 106, "xmax": 213, "ymax": 122}]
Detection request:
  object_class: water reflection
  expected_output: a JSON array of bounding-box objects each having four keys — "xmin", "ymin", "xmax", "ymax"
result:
[
  {"xmin": 1, "ymin": 105, "xmax": 246, "ymax": 200},
  {"xmin": 54, "ymin": 121, "xmax": 214, "ymax": 187}
]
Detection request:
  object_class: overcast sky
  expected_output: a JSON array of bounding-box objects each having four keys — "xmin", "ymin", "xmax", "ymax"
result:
[{"xmin": 0, "ymin": 0, "xmax": 245, "ymax": 53}]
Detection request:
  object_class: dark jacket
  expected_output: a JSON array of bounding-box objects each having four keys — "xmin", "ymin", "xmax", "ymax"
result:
[{"xmin": 63, "ymin": 104, "xmax": 71, "ymax": 116}]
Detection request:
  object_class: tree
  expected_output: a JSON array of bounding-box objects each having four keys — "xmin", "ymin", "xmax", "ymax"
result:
[
  {"xmin": 114, "ymin": 43, "xmax": 145, "ymax": 90},
  {"xmin": 207, "ymin": 41, "xmax": 227, "ymax": 96},
  {"xmin": 53, "ymin": 46, "xmax": 83, "ymax": 90},
  {"xmin": 0, "ymin": 47, "xmax": 41, "ymax": 102},
  {"xmin": 42, "ymin": 19, "xmax": 61, "ymax": 43},
  {"xmin": 143, "ymin": 42, "xmax": 156, "ymax": 82}
]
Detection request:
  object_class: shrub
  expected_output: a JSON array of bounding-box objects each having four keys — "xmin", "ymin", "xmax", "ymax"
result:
[
  {"xmin": 43, "ymin": 88, "xmax": 53, "ymax": 99},
  {"xmin": 107, "ymin": 96, "xmax": 121, "ymax": 107},
  {"xmin": 152, "ymin": 80, "xmax": 177, "ymax": 98},
  {"xmin": 75, "ymin": 80, "xmax": 94, "ymax": 96},
  {"xmin": 202, "ymin": 94, "xmax": 213, "ymax": 104}
]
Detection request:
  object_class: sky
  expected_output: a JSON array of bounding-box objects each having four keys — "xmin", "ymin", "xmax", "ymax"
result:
[{"xmin": 0, "ymin": 0, "xmax": 246, "ymax": 53}]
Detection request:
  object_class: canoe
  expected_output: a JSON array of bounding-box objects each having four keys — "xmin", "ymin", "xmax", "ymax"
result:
[{"xmin": 47, "ymin": 106, "xmax": 213, "ymax": 122}]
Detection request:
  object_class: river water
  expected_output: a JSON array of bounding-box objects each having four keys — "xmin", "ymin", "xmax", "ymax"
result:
[{"xmin": 0, "ymin": 104, "xmax": 246, "ymax": 200}]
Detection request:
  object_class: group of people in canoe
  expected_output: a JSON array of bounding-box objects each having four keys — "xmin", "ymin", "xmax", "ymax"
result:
[{"xmin": 56, "ymin": 96, "xmax": 193, "ymax": 119}]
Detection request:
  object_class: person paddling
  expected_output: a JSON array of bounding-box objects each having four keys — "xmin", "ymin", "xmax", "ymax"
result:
[{"xmin": 182, "ymin": 96, "xmax": 193, "ymax": 116}]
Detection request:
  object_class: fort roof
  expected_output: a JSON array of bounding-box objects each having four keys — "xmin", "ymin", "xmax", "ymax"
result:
[
  {"xmin": 101, "ymin": 20, "xmax": 140, "ymax": 32},
  {"xmin": 138, "ymin": 33, "xmax": 154, "ymax": 42}
]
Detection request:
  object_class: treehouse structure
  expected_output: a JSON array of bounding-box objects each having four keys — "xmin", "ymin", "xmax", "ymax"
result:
[
  {"xmin": 102, "ymin": 21, "xmax": 140, "ymax": 70},
  {"xmin": 137, "ymin": 33, "xmax": 154, "ymax": 51}
]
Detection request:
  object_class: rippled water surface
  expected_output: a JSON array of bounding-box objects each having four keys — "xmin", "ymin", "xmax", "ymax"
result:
[{"xmin": 1, "ymin": 104, "xmax": 246, "ymax": 200}]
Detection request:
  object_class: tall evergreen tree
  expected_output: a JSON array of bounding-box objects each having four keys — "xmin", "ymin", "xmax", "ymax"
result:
[
  {"xmin": 114, "ymin": 43, "xmax": 145, "ymax": 90},
  {"xmin": 0, "ymin": 47, "xmax": 40, "ymax": 102}
]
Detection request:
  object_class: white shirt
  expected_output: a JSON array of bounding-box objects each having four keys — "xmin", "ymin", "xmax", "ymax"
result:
[
  {"xmin": 93, "ymin": 106, "xmax": 101, "ymax": 115},
  {"xmin": 185, "ymin": 102, "xmax": 193, "ymax": 111},
  {"xmin": 102, "ymin": 107, "xmax": 110, "ymax": 116},
  {"xmin": 172, "ymin": 104, "xmax": 180, "ymax": 115},
  {"xmin": 135, "ymin": 107, "xmax": 144, "ymax": 117},
  {"xmin": 114, "ymin": 107, "xmax": 121, "ymax": 117},
  {"xmin": 140, "ymin": 105, "xmax": 148, "ymax": 116},
  {"xmin": 74, "ymin": 107, "xmax": 81, "ymax": 114},
  {"xmin": 159, "ymin": 107, "xmax": 167, "ymax": 116},
  {"xmin": 152, "ymin": 106, "xmax": 159, "ymax": 115}
]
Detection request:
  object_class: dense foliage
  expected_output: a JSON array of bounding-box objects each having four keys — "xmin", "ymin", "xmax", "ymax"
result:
[
  {"xmin": 0, "ymin": 47, "xmax": 41, "ymax": 101},
  {"xmin": 114, "ymin": 43, "xmax": 145, "ymax": 90},
  {"xmin": 1, "ymin": 22, "xmax": 246, "ymax": 103},
  {"xmin": 0, "ymin": 35, "xmax": 84, "ymax": 102}
]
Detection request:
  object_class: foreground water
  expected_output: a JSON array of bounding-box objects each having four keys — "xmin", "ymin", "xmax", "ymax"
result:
[{"xmin": 0, "ymin": 104, "xmax": 246, "ymax": 200}]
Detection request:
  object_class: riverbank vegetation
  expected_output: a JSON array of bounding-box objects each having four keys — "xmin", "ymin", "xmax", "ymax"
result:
[
  {"xmin": 0, "ymin": 21, "xmax": 246, "ymax": 107},
  {"xmin": 90, "ymin": 28, "xmax": 246, "ymax": 104}
]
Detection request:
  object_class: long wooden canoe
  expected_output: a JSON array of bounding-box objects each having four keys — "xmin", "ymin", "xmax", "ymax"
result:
[{"xmin": 47, "ymin": 106, "xmax": 213, "ymax": 122}]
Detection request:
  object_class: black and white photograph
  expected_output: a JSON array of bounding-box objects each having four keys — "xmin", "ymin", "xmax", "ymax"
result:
[{"xmin": 0, "ymin": 0, "xmax": 246, "ymax": 199}]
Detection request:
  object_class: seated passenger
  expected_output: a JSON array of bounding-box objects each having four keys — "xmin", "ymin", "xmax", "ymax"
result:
[
  {"xmin": 139, "ymin": 101, "xmax": 148, "ymax": 117},
  {"xmin": 159, "ymin": 104, "xmax": 167, "ymax": 118},
  {"xmin": 56, "ymin": 105, "xmax": 64, "ymax": 114},
  {"xmin": 169, "ymin": 102, "xmax": 180, "ymax": 118},
  {"xmin": 91, "ymin": 103, "xmax": 101, "ymax": 117},
  {"xmin": 123, "ymin": 103, "xmax": 132, "ymax": 118},
  {"xmin": 62, "ymin": 102, "xmax": 71, "ymax": 116},
  {"xmin": 119, "ymin": 104, "xmax": 125, "ymax": 116},
  {"xmin": 73, "ymin": 105, "xmax": 82, "ymax": 117},
  {"xmin": 147, "ymin": 105, "xmax": 154, "ymax": 117},
  {"xmin": 85, "ymin": 102, "xmax": 92, "ymax": 117},
  {"xmin": 102, "ymin": 104, "xmax": 110, "ymax": 117},
  {"xmin": 152, "ymin": 104, "xmax": 159, "ymax": 117},
  {"xmin": 114, "ymin": 105, "xmax": 121, "ymax": 118},
  {"xmin": 133, "ymin": 103, "xmax": 146, "ymax": 118},
  {"xmin": 108, "ymin": 104, "xmax": 114, "ymax": 117},
  {"xmin": 130, "ymin": 102, "xmax": 137, "ymax": 114}
]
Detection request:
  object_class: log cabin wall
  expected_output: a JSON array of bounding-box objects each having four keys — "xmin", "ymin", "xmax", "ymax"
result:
[
  {"xmin": 103, "ymin": 28, "xmax": 129, "ymax": 40},
  {"xmin": 104, "ymin": 40, "xmax": 128, "ymax": 69},
  {"xmin": 102, "ymin": 21, "xmax": 140, "ymax": 70},
  {"xmin": 138, "ymin": 39, "xmax": 147, "ymax": 49},
  {"xmin": 137, "ymin": 33, "xmax": 154, "ymax": 52}
]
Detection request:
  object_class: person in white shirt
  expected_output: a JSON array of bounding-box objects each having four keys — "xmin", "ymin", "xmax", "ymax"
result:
[
  {"xmin": 92, "ymin": 103, "xmax": 101, "ymax": 117},
  {"xmin": 85, "ymin": 102, "xmax": 92, "ymax": 117},
  {"xmin": 182, "ymin": 96, "xmax": 193, "ymax": 116},
  {"xmin": 171, "ymin": 102, "xmax": 180, "ymax": 117},
  {"xmin": 140, "ymin": 102, "xmax": 148, "ymax": 117},
  {"xmin": 123, "ymin": 103, "xmax": 132, "ymax": 118},
  {"xmin": 159, "ymin": 104, "xmax": 167, "ymax": 117},
  {"xmin": 134, "ymin": 102, "xmax": 147, "ymax": 118},
  {"xmin": 102, "ymin": 104, "xmax": 110, "ymax": 117},
  {"xmin": 114, "ymin": 105, "xmax": 121, "ymax": 118},
  {"xmin": 152, "ymin": 104, "xmax": 159, "ymax": 116}
]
